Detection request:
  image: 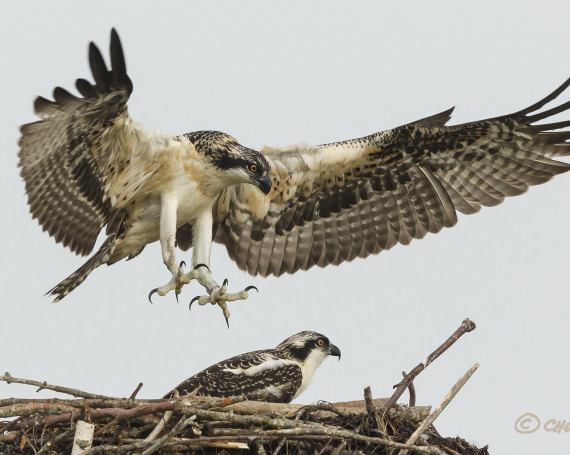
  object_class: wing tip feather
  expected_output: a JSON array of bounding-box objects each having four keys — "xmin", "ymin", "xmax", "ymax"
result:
[{"xmin": 409, "ymin": 106, "xmax": 455, "ymax": 128}]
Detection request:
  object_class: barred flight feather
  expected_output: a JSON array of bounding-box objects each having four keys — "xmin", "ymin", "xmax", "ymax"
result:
[
  {"xmin": 19, "ymin": 29, "xmax": 569, "ymax": 301},
  {"xmin": 18, "ymin": 29, "xmax": 161, "ymax": 258},
  {"xmin": 195, "ymin": 81, "xmax": 570, "ymax": 277}
]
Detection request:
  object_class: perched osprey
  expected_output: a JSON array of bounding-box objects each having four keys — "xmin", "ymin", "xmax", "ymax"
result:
[
  {"xmin": 19, "ymin": 30, "xmax": 569, "ymax": 321},
  {"xmin": 164, "ymin": 331, "xmax": 341, "ymax": 403}
]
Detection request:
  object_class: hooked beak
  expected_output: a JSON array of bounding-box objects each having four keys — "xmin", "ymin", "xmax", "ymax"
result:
[
  {"xmin": 254, "ymin": 174, "xmax": 272, "ymax": 195},
  {"xmin": 327, "ymin": 344, "xmax": 341, "ymax": 360}
]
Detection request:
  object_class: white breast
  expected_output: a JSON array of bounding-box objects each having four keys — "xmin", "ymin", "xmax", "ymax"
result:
[
  {"xmin": 111, "ymin": 145, "xmax": 215, "ymax": 260},
  {"xmin": 293, "ymin": 349, "xmax": 330, "ymax": 400}
]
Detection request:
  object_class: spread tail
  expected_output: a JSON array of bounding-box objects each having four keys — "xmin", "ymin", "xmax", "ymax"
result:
[{"xmin": 47, "ymin": 236, "xmax": 116, "ymax": 302}]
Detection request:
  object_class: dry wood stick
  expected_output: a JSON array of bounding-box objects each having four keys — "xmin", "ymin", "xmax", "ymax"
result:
[
  {"xmin": 272, "ymin": 437, "xmax": 287, "ymax": 455},
  {"xmin": 1, "ymin": 372, "xmax": 115, "ymax": 399},
  {"xmin": 84, "ymin": 433, "xmax": 437, "ymax": 455},
  {"xmin": 402, "ymin": 371, "xmax": 416, "ymax": 407},
  {"xmin": 363, "ymin": 386, "xmax": 383, "ymax": 432},
  {"xmin": 332, "ymin": 439, "xmax": 347, "ymax": 455},
  {"xmin": 0, "ymin": 397, "xmax": 161, "ymax": 408},
  {"xmin": 189, "ymin": 408, "xmax": 441, "ymax": 454},
  {"xmin": 37, "ymin": 426, "xmax": 77, "ymax": 454},
  {"xmin": 70, "ymin": 420, "xmax": 95, "ymax": 455},
  {"xmin": 83, "ymin": 436, "xmax": 249, "ymax": 454},
  {"xmin": 382, "ymin": 318, "xmax": 476, "ymax": 414},
  {"xmin": 109, "ymin": 382, "xmax": 144, "ymax": 443},
  {"xmin": 144, "ymin": 389, "xmax": 180, "ymax": 442},
  {"xmin": 0, "ymin": 403, "xmax": 77, "ymax": 418},
  {"xmin": 141, "ymin": 415, "xmax": 196, "ymax": 455},
  {"xmin": 144, "ymin": 410, "xmax": 174, "ymax": 442},
  {"xmin": 7, "ymin": 401, "xmax": 174, "ymax": 431},
  {"xmin": 399, "ymin": 363, "xmax": 480, "ymax": 455}
]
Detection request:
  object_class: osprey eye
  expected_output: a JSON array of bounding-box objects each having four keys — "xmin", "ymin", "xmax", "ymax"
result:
[
  {"xmin": 316, "ymin": 339, "xmax": 325, "ymax": 347},
  {"xmin": 249, "ymin": 164, "xmax": 258, "ymax": 173}
]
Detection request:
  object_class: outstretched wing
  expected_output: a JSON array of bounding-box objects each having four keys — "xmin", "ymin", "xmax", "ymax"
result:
[
  {"xmin": 210, "ymin": 79, "xmax": 570, "ymax": 277},
  {"xmin": 18, "ymin": 29, "xmax": 164, "ymax": 256},
  {"xmin": 166, "ymin": 350, "xmax": 302, "ymax": 403}
]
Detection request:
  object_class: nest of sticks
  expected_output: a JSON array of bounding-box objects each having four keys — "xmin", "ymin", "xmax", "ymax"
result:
[{"xmin": 0, "ymin": 319, "xmax": 489, "ymax": 455}]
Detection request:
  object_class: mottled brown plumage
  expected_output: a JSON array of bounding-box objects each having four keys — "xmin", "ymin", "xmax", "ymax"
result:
[
  {"xmin": 183, "ymin": 83, "xmax": 570, "ymax": 277},
  {"xmin": 165, "ymin": 331, "xmax": 341, "ymax": 403},
  {"xmin": 18, "ymin": 30, "xmax": 271, "ymax": 306},
  {"xmin": 18, "ymin": 28, "xmax": 569, "ymax": 310}
]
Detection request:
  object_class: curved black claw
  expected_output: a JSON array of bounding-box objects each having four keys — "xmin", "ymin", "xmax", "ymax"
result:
[
  {"xmin": 179, "ymin": 260, "xmax": 186, "ymax": 268},
  {"xmin": 225, "ymin": 316, "xmax": 230, "ymax": 329},
  {"xmin": 193, "ymin": 263, "xmax": 210, "ymax": 271},
  {"xmin": 222, "ymin": 278, "xmax": 229, "ymax": 287},
  {"xmin": 189, "ymin": 295, "xmax": 200, "ymax": 311},
  {"xmin": 245, "ymin": 285, "xmax": 259, "ymax": 293},
  {"xmin": 175, "ymin": 291, "xmax": 179, "ymax": 304},
  {"xmin": 148, "ymin": 288, "xmax": 159, "ymax": 304}
]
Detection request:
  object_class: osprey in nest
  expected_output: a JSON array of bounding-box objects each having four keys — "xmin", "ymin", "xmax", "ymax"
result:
[
  {"xmin": 165, "ymin": 331, "xmax": 341, "ymax": 403},
  {"xmin": 19, "ymin": 30, "xmax": 569, "ymax": 321}
]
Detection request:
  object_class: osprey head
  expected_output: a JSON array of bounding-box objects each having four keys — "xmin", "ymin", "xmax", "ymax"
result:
[
  {"xmin": 186, "ymin": 130, "xmax": 272, "ymax": 195},
  {"xmin": 276, "ymin": 330, "xmax": 341, "ymax": 363}
]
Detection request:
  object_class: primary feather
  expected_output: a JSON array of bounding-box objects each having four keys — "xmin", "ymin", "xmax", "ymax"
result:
[
  {"xmin": 197, "ymin": 84, "xmax": 570, "ymax": 277},
  {"xmin": 18, "ymin": 28, "xmax": 569, "ymax": 304}
]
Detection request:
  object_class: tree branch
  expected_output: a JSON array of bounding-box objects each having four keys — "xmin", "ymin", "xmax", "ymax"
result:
[
  {"xmin": 400, "ymin": 363, "xmax": 480, "ymax": 454},
  {"xmin": 1, "ymin": 372, "xmax": 115, "ymax": 399},
  {"xmin": 141, "ymin": 416, "xmax": 196, "ymax": 455},
  {"xmin": 382, "ymin": 318, "xmax": 476, "ymax": 414},
  {"xmin": 186, "ymin": 408, "xmax": 441, "ymax": 454}
]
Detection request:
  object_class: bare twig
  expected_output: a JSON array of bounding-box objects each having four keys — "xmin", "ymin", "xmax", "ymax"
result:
[
  {"xmin": 188, "ymin": 408, "xmax": 441, "ymax": 454},
  {"xmin": 363, "ymin": 386, "xmax": 375, "ymax": 415},
  {"xmin": 0, "ymin": 397, "xmax": 161, "ymax": 408},
  {"xmin": 83, "ymin": 437, "xmax": 249, "ymax": 454},
  {"xmin": 219, "ymin": 399, "xmax": 430, "ymax": 422},
  {"xmin": 144, "ymin": 410, "xmax": 174, "ymax": 442},
  {"xmin": 0, "ymin": 402, "xmax": 77, "ymax": 418},
  {"xmin": 402, "ymin": 371, "xmax": 416, "ymax": 407},
  {"xmin": 37, "ymin": 426, "xmax": 76, "ymax": 454},
  {"xmin": 382, "ymin": 318, "xmax": 476, "ymax": 414},
  {"xmin": 316, "ymin": 437, "xmax": 334, "ymax": 455},
  {"xmin": 0, "ymin": 415, "xmax": 24, "ymax": 433},
  {"xmin": 143, "ymin": 388, "xmax": 179, "ymax": 443},
  {"xmin": 1, "ymin": 372, "xmax": 115, "ymax": 399},
  {"xmin": 332, "ymin": 439, "xmax": 347, "ymax": 455},
  {"xmin": 141, "ymin": 415, "xmax": 196, "ymax": 455},
  {"xmin": 7, "ymin": 401, "xmax": 174, "ymax": 431},
  {"xmin": 93, "ymin": 417, "xmax": 121, "ymax": 438},
  {"xmin": 109, "ymin": 382, "xmax": 144, "ymax": 444},
  {"xmin": 273, "ymin": 437, "xmax": 287, "ymax": 455},
  {"xmin": 399, "ymin": 363, "xmax": 480, "ymax": 454},
  {"xmin": 364, "ymin": 386, "xmax": 382, "ymax": 430},
  {"xmin": 129, "ymin": 382, "xmax": 144, "ymax": 399}
]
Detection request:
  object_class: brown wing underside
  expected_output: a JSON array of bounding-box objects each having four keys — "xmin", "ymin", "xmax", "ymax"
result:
[
  {"xmin": 206, "ymin": 79, "xmax": 570, "ymax": 277},
  {"xmin": 18, "ymin": 29, "xmax": 133, "ymax": 256}
]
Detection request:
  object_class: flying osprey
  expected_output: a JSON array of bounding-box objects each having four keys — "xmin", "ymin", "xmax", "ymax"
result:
[
  {"xmin": 19, "ymin": 30, "xmax": 569, "ymax": 321},
  {"xmin": 164, "ymin": 331, "xmax": 341, "ymax": 403}
]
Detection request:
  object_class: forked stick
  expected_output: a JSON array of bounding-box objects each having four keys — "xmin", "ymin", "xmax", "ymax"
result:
[{"xmin": 382, "ymin": 318, "xmax": 476, "ymax": 415}]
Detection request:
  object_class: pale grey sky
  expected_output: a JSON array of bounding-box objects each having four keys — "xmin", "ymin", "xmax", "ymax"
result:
[{"xmin": 1, "ymin": 2, "xmax": 569, "ymax": 454}]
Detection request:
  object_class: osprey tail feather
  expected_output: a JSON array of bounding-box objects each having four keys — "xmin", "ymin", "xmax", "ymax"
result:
[{"xmin": 47, "ymin": 236, "xmax": 116, "ymax": 302}]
